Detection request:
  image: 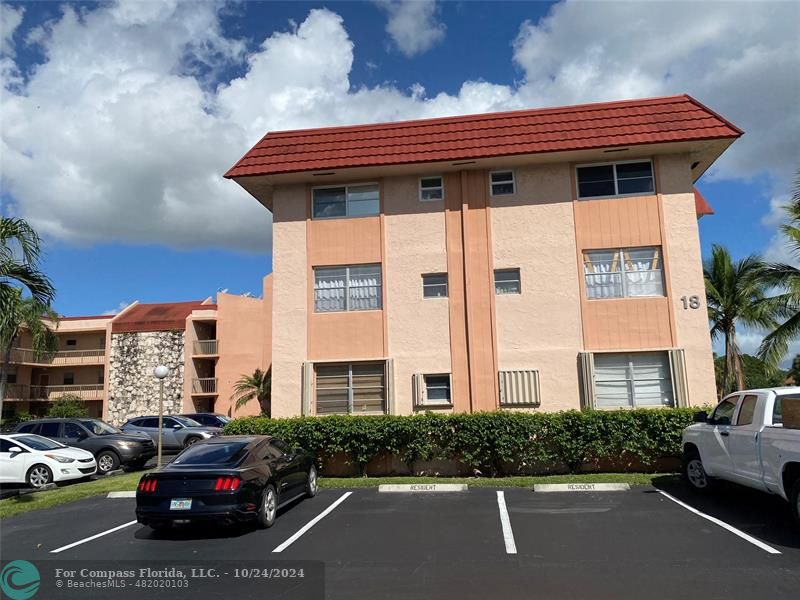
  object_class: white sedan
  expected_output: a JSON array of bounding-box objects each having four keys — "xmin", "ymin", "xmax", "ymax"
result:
[{"xmin": 0, "ymin": 433, "xmax": 97, "ymax": 488}]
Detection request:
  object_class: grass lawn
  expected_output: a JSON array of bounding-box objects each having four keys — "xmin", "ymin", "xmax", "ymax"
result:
[
  {"xmin": 0, "ymin": 471, "xmax": 148, "ymax": 519},
  {"xmin": 0, "ymin": 471, "xmax": 676, "ymax": 520}
]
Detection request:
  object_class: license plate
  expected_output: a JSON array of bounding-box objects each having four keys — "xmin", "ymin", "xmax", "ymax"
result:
[{"xmin": 170, "ymin": 499, "xmax": 192, "ymax": 510}]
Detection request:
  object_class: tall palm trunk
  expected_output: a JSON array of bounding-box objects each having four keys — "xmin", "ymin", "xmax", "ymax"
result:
[
  {"xmin": 0, "ymin": 338, "xmax": 14, "ymax": 419},
  {"xmin": 724, "ymin": 328, "xmax": 744, "ymax": 394}
]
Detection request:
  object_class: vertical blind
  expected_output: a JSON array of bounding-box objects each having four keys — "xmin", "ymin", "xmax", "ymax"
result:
[
  {"xmin": 314, "ymin": 265, "xmax": 382, "ymax": 312},
  {"xmin": 583, "ymin": 247, "xmax": 664, "ymax": 299}
]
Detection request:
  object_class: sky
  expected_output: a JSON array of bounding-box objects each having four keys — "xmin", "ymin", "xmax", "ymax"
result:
[{"xmin": 1, "ymin": 1, "xmax": 798, "ymax": 357}]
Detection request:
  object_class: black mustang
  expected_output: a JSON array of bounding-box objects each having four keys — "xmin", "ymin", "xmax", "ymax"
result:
[{"xmin": 136, "ymin": 435, "xmax": 317, "ymax": 530}]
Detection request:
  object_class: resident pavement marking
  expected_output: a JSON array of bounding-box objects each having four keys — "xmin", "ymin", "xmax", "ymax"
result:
[
  {"xmin": 657, "ymin": 490, "xmax": 781, "ymax": 555},
  {"xmin": 272, "ymin": 491, "xmax": 353, "ymax": 553},
  {"xmin": 50, "ymin": 520, "xmax": 139, "ymax": 554},
  {"xmin": 107, "ymin": 491, "xmax": 137, "ymax": 498},
  {"xmin": 379, "ymin": 483, "xmax": 468, "ymax": 493},
  {"xmin": 534, "ymin": 483, "xmax": 630, "ymax": 492},
  {"xmin": 496, "ymin": 491, "xmax": 517, "ymax": 555}
]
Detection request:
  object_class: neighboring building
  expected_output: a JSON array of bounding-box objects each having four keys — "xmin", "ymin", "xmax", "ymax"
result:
[
  {"xmin": 225, "ymin": 94, "xmax": 742, "ymax": 417},
  {"xmin": 3, "ymin": 289, "xmax": 271, "ymax": 424}
]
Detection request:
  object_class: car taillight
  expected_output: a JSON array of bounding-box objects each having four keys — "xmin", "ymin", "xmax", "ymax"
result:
[
  {"xmin": 138, "ymin": 478, "xmax": 158, "ymax": 493},
  {"xmin": 214, "ymin": 476, "xmax": 241, "ymax": 491}
]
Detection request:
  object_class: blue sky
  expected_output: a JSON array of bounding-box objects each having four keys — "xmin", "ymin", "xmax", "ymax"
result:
[{"xmin": 1, "ymin": 1, "xmax": 797, "ymax": 360}]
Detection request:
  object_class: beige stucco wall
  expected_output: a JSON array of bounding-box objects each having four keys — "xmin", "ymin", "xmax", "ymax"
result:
[
  {"xmin": 216, "ymin": 292, "xmax": 266, "ymax": 417},
  {"xmin": 491, "ymin": 163, "xmax": 585, "ymax": 411},
  {"xmin": 659, "ymin": 154, "xmax": 718, "ymax": 405},
  {"xmin": 271, "ymin": 184, "xmax": 308, "ymax": 417},
  {"xmin": 384, "ymin": 175, "xmax": 452, "ymax": 414}
]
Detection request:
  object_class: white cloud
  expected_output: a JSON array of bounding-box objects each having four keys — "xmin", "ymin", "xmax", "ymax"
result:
[
  {"xmin": 0, "ymin": 3, "xmax": 23, "ymax": 56},
  {"xmin": 0, "ymin": 0, "xmax": 797, "ymax": 254},
  {"xmin": 102, "ymin": 301, "xmax": 131, "ymax": 316},
  {"xmin": 377, "ymin": 0, "xmax": 445, "ymax": 57}
]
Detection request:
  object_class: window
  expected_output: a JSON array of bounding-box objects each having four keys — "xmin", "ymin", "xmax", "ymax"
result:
[
  {"xmin": 6, "ymin": 371, "xmax": 16, "ymax": 384},
  {"xmin": 736, "ymin": 395, "xmax": 757, "ymax": 426},
  {"xmin": 315, "ymin": 362, "xmax": 386, "ymax": 415},
  {"xmin": 0, "ymin": 439, "xmax": 15, "ymax": 452},
  {"xmin": 98, "ymin": 369, "xmax": 104, "ymax": 385},
  {"xmin": 422, "ymin": 273, "xmax": 448, "ymax": 298},
  {"xmin": 139, "ymin": 418, "xmax": 160, "ymax": 428},
  {"xmin": 424, "ymin": 375, "xmax": 452, "ymax": 405},
  {"xmin": 490, "ymin": 171, "xmax": 515, "ymax": 196},
  {"xmin": 312, "ymin": 184, "xmax": 379, "ymax": 219},
  {"xmin": 39, "ymin": 422, "xmax": 61, "ymax": 438},
  {"xmin": 772, "ymin": 394, "xmax": 799, "ymax": 426},
  {"xmin": 66, "ymin": 339, "xmax": 77, "ymax": 347},
  {"xmin": 593, "ymin": 352, "xmax": 674, "ymax": 408},
  {"xmin": 712, "ymin": 396, "xmax": 738, "ymax": 424},
  {"xmin": 419, "ymin": 177, "xmax": 444, "ymax": 201},
  {"xmin": 173, "ymin": 441, "xmax": 248, "ymax": 465},
  {"xmin": 583, "ymin": 247, "xmax": 664, "ymax": 299},
  {"xmin": 314, "ymin": 265, "xmax": 382, "ymax": 312},
  {"xmin": 494, "ymin": 268, "xmax": 521, "ymax": 295},
  {"xmin": 17, "ymin": 423, "xmax": 38, "ymax": 434},
  {"xmin": 63, "ymin": 372, "xmax": 75, "ymax": 385},
  {"xmin": 64, "ymin": 422, "xmax": 86, "ymax": 440},
  {"xmin": 576, "ymin": 160, "xmax": 654, "ymax": 199}
]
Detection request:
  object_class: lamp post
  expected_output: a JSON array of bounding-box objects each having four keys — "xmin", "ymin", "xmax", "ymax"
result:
[{"xmin": 153, "ymin": 365, "xmax": 169, "ymax": 469}]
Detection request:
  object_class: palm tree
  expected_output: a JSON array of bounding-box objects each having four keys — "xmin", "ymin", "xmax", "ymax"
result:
[
  {"xmin": 705, "ymin": 244, "xmax": 783, "ymax": 395},
  {"xmin": 757, "ymin": 172, "xmax": 800, "ymax": 368},
  {"xmin": 0, "ymin": 217, "xmax": 58, "ymax": 417},
  {"xmin": 231, "ymin": 368, "xmax": 271, "ymax": 417}
]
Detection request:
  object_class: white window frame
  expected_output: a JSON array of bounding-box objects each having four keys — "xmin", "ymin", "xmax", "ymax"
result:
[
  {"xmin": 312, "ymin": 182, "xmax": 380, "ymax": 220},
  {"xmin": 313, "ymin": 264, "xmax": 382, "ymax": 313},
  {"xmin": 494, "ymin": 268, "xmax": 521, "ymax": 295},
  {"xmin": 582, "ymin": 246, "xmax": 664, "ymax": 300},
  {"xmin": 593, "ymin": 352, "xmax": 674, "ymax": 409},
  {"xmin": 490, "ymin": 170, "xmax": 516, "ymax": 196},
  {"xmin": 422, "ymin": 273, "xmax": 448, "ymax": 298},
  {"xmin": 419, "ymin": 176, "xmax": 444, "ymax": 202},
  {"xmin": 575, "ymin": 159, "xmax": 655, "ymax": 200},
  {"xmin": 314, "ymin": 361, "xmax": 387, "ymax": 415},
  {"xmin": 422, "ymin": 373, "xmax": 453, "ymax": 407}
]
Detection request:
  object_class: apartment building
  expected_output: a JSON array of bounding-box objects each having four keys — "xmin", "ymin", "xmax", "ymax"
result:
[
  {"xmin": 225, "ymin": 95, "xmax": 742, "ymax": 417},
  {"xmin": 3, "ymin": 290, "xmax": 270, "ymax": 424}
]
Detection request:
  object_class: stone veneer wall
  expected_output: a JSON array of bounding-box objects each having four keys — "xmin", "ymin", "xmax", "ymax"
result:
[{"xmin": 107, "ymin": 330, "xmax": 185, "ymax": 425}]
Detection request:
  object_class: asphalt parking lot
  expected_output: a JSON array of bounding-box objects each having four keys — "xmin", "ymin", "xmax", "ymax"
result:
[{"xmin": 2, "ymin": 480, "xmax": 799, "ymax": 600}]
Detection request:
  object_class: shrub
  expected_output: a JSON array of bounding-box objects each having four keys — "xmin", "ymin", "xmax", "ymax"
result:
[
  {"xmin": 224, "ymin": 408, "xmax": 699, "ymax": 476},
  {"xmin": 0, "ymin": 411, "xmax": 34, "ymax": 432},
  {"xmin": 47, "ymin": 394, "xmax": 89, "ymax": 418}
]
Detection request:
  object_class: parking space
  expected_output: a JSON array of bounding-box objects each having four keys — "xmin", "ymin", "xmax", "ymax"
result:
[{"xmin": 2, "ymin": 483, "xmax": 799, "ymax": 599}]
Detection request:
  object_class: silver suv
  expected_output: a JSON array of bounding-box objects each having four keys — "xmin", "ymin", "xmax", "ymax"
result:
[{"xmin": 121, "ymin": 415, "xmax": 220, "ymax": 451}]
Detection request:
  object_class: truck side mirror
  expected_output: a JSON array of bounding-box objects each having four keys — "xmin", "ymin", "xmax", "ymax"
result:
[{"xmin": 693, "ymin": 411, "xmax": 708, "ymax": 423}]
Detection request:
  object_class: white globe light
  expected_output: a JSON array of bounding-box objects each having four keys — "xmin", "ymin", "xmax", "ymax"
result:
[{"xmin": 153, "ymin": 365, "xmax": 169, "ymax": 379}]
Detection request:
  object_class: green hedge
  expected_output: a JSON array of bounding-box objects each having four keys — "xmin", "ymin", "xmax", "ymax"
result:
[{"xmin": 224, "ymin": 409, "xmax": 698, "ymax": 476}]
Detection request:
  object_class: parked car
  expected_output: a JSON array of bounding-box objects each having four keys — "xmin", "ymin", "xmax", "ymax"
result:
[
  {"xmin": 14, "ymin": 418, "xmax": 156, "ymax": 473},
  {"xmin": 682, "ymin": 387, "xmax": 800, "ymax": 526},
  {"xmin": 121, "ymin": 415, "xmax": 221, "ymax": 451},
  {"xmin": 136, "ymin": 435, "xmax": 317, "ymax": 530},
  {"xmin": 0, "ymin": 433, "xmax": 97, "ymax": 488},
  {"xmin": 180, "ymin": 413, "xmax": 231, "ymax": 428}
]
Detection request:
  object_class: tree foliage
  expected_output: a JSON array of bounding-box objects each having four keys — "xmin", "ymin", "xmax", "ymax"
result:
[
  {"xmin": 47, "ymin": 394, "xmax": 90, "ymax": 418},
  {"xmin": 231, "ymin": 368, "xmax": 271, "ymax": 417}
]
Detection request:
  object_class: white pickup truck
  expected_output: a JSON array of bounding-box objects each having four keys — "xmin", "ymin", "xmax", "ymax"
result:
[{"xmin": 681, "ymin": 387, "xmax": 800, "ymax": 526}]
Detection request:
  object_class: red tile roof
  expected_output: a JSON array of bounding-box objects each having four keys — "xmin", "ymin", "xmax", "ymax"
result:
[
  {"xmin": 225, "ymin": 94, "xmax": 742, "ymax": 179},
  {"xmin": 112, "ymin": 301, "xmax": 209, "ymax": 333},
  {"xmin": 694, "ymin": 187, "xmax": 714, "ymax": 218}
]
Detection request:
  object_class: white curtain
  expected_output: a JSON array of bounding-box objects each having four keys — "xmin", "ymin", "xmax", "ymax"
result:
[
  {"xmin": 584, "ymin": 250, "xmax": 623, "ymax": 299},
  {"xmin": 624, "ymin": 249, "xmax": 664, "ymax": 297},
  {"xmin": 314, "ymin": 268, "xmax": 346, "ymax": 312},
  {"xmin": 348, "ymin": 266, "xmax": 381, "ymax": 310}
]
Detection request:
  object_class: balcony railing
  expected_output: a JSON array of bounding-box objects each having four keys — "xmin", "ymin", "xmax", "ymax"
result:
[
  {"xmin": 192, "ymin": 378, "xmax": 218, "ymax": 394},
  {"xmin": 10, "ymin": 347, "xmax": 105, "ymax": 366},
  {"xmin": 193, "ymin": 340, "xmax": 219, "ymax": 356},
  {"xmin": 3, "ymin": 384, "xmax": 104, "ymax": 401}
]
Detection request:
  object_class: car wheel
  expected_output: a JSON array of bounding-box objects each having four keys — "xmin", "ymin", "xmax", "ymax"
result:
[
  {"xmin": 790, "ymin": 478, "xmax": 800, "ymax": 529},
  {"xmin": 306, "ymin": 465, "xmax": 318, "ymax": 498},
  {"xmin": 26, "ymin": 464, "xmax": 53, "ymax": 489},
  {"xmin": 97, "ymin": 450, "xmax": 120, "ymax": 474},
  {"xmin": 257, "ymin": 484, "xmax": 278, "ymax": 529},
  {"xmin": 184, "ymin": 436, "xmax": 201, "ymax": 448},
  {"xmin": 682, "ymin": 449, "xmax": 712, "ymax": 492}
]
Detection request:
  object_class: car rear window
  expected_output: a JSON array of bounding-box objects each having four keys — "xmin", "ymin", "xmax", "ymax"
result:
[
  {"xmin": 172, "ymin": 442, "xmax": 248, "ymax": 465},
  {"xmin": 773, "ymin": 394, "xmax": 800, "ymax": 425}
]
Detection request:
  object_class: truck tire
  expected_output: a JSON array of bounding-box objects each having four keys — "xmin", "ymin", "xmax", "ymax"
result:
[
  {"xmin": 682, "ymin": 449, "xmax": 713, "ymax": 492},
  {"xmin": 790, "ymin": 478, "xmax": 800, "ymax": 529}
]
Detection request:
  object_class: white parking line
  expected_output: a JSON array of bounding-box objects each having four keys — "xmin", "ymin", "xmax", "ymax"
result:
[
  {"xmin": 272, "ymin": 491, "xmax": 353, "ymax": 553},
  {"xmin": 657, "ymin": 490, "xmax": 781, "ymax": 555},
  {"xmin": 50, "ymin": 520, "xmax": 138, "ymax": 554},
  {"xmin": 496, "ymin": 491, "xmax": 517, "ymax": 555}
]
